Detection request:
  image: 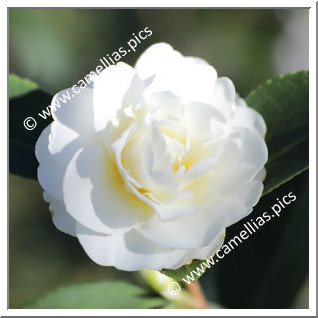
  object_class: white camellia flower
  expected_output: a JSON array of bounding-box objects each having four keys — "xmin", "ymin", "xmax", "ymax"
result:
[{"xmin": 36, "ymin": 43, "xmax": 268, "ymax": 271}]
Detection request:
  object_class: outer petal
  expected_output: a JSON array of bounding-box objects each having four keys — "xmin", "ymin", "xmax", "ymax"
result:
[
  {"xmin": 76, "ymin": 223, "xmax": 225, "ymax": 271},
  {"xmin": 51, "ymin": 86, "xmax": 95, "ymax": 140},
  {"xmin": 220, "ymin": 127, "xmax": 268, "ymax": 191},
  {"xmin": 36, "ymin": 122, "xmax": 84, "ymax": 201},
  {"xmin": 184, "ymin": 56, "xmax": 210, "ymax": 66},
  {"xmin": 135, "ymin": 42, "xmax": 183, "ymax": 84},
  {"xmin": 209, "ymin": 77, "xmax": 236, "ymax": 117},
  {"xmin": 62, "ymin": 145, "xmax": 148, "ymax": 235},
  {"xmin": 230, "ymin": 103, "xmax": 267, "ymax": 138},
  {"xmin": 189, "ymin": 230, "xmax": 225, "ymax": 261},
  {"xmin": 43, "ymin": 192, "xmax": 77, "ymax": 237},
  {"xmin": 36, "ymin": 85, "xmax": 97, "ymax": 201},
  {"xmin": 223, "ymin": 169, "xmax": 265, "ymax": 227}
]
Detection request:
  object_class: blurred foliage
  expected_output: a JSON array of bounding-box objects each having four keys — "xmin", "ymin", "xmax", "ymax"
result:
[
  {"xmin": 23, "ymin": 281, "xmax": 166, "ymax": 309},
  {"xmin": 10, "ymin": 9, "xmax": 284, "ymax": 96},
  {"xmin": 9, "ymin": 9, "xmax": 309, "ymax": 309}
]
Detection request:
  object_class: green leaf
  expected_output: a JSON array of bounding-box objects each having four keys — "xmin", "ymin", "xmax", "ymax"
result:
[
  {"xmin": 161, "ymin": 258, "xmax": 208, "ymax": 282},
  {"xmin": 22, "ymin": 281, "xmax": 165, "ymax": 309},
  {"xmin": 9, "ymin": 74, "xmax": 39, "ymax": 99},
  {"xmin": 9, "ymin": 75, "xmax": 52, "ymax": 178},
  {"xmin": 246, "ymin": 70, "xmax": 309, "ymax": 195}
]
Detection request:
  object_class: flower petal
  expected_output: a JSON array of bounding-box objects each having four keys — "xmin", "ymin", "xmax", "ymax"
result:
[
  {"xmin": 63, "ymin": 145, "xmax": 147, "ymax": 235},
  {"xmin": 221, "ymin": 175, "xmax": 265, "ymax": 227},
  {"xmin": 51, "ymin": 86, "xmax": 95, "ymax": 139},
  {"xmin": 209, "ymin": 77, "xmax": 236, "ymax": 117},
  {"xmin": 43, "ymin": 192, "xmax": 77, "ymax": 237},
  {"xmin": 143, "ymin": 57, "xmax": 218, "ymax": 105},
  {"xmin": 113, "ymin": 123, "xmax": 195, "ymax": 221},
  {"xmin": 76, "ymin": 223, "xmax": 225, "ymax": 271},
  {"xmin": 135, "ymin": 42, "xmax": 183, "ymax": 84},
  {"xmin": 36, "ymin": 123, "xmax": 84, "ymax": 201},
  {"xmin": 190, "ymin": 230, "xmax": 225, "ymax": 260},
  {"xmin": 142, "ymin": 90, "xmax": 185, "ymax": 123},
  {"xmin": 230, "ymin": 102, "xmax": 267, "ymax": 137},
  {"xmin": 193, "ymin": 127, "xmax": 268, "ymax": 199},
  {"xmin": 93, "ymin": 62, "xmax": 145, "ymax": 131},
  {"xmin": 135, "ymin": 203, "xmax": 228, "ymax": 249},
  {"xmin": 184, "ymin": 101, "xmax": 226, "ymax": 141}
]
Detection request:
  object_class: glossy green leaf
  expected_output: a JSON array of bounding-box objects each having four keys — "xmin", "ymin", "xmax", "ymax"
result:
[
  {"xmin": 22, "ymin": 281, "xmax": 165, "ymax": 309},
  {"xmin": 246, "ymin": 70, "xmax": 309, "ymax": 195},
  {"xmin": 9, "ymin": 74, "xmax": 39, "ymax": 99},
  {"xmin": 9, "ymin": 75, "xmax": 52, "ymax": 178}
]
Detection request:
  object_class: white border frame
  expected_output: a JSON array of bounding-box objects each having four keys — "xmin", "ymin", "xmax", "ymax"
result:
[{"xmin": 2, "ymin": 1, "xmax": 316, "ymax": 316}]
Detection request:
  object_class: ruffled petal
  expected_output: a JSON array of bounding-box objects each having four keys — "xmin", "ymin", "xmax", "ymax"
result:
[{"xmin": 113, "ymin": 123, "xmax": 195, "ymax": 221}]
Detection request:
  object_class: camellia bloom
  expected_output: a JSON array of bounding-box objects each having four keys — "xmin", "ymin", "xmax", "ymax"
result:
[{"xmin": 36, "ymin": 43, "xmax": 268, "ymax": 271}]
